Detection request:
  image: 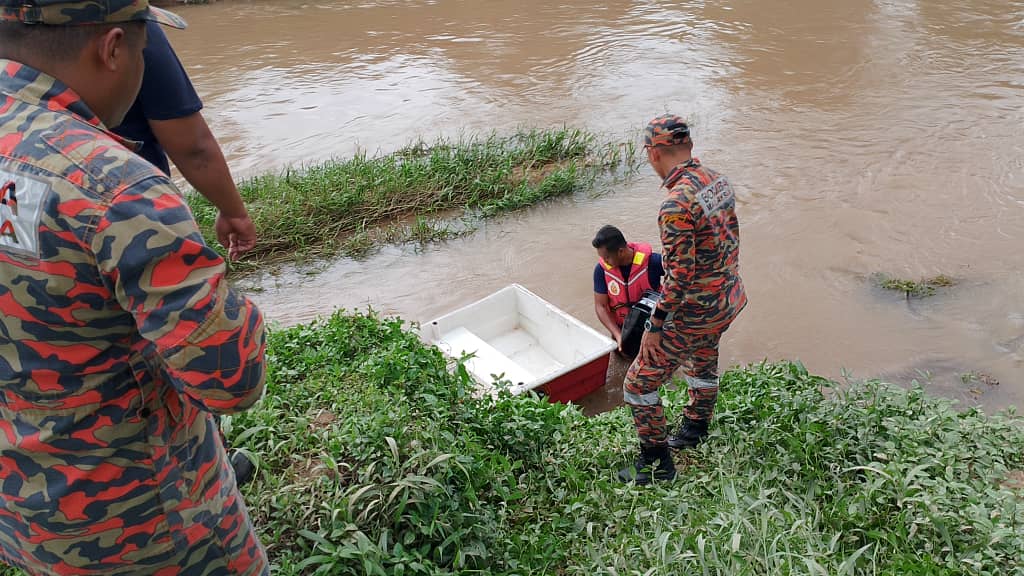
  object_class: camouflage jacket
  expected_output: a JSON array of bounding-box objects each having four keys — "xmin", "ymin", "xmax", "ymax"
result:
[
  {"xmin": 0, "ymin": 61, "xmax": 267, "ymax": 573},
  {"xmin": 656, "ymin": 158, "xmax": 747, "ymax": 332}
]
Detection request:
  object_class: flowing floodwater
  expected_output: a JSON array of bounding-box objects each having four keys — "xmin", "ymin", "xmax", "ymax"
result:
[{"xmin": 166, "ymin": 0, "xmax": 1023, "ymax": 413}]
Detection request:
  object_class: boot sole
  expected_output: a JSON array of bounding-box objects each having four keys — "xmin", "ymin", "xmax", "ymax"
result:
[
  {"xmin": 668, "ymin": 439, "xmax": 702, "ymax": 450},
  {"xmin": 634, "ymin": 472, "xmax": 677, "ymax": 486},
  {"xmin": 617, "ymin": 470, "xmax": 678, "ymax": 484}
]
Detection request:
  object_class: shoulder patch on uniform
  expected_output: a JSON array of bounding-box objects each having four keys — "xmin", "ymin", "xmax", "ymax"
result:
[
  {"xmin": 695, "ymin": 176, "xmax": 735, "ymax": 217},
  {"xmin": 0, "ymin": 171, "xmax": 49, "ymax": 258}
]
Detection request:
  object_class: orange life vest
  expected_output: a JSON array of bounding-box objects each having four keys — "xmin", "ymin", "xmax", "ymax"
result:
[{"xmin": 601, "ymin": 242, "xmax": 654, "ymax": 325}]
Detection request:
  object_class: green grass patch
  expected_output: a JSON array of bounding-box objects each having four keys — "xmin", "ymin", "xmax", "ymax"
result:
[
  {"xmin": 3, "ymin": 313, "xmax": 1021, "ymax": 575},
  {"xmin": 188, "ymin": 129, "xmax": 636, "ymax": 275},
  {"xmin": 222, "ymin": 315, "xmax": 1024, "ymax": 574},
  {"xmin": 878, "ymin": 274, "xmax": 957, "ymax": 298}
]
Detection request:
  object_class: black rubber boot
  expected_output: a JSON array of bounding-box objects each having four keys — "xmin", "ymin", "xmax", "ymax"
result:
[
  {"xmin": 230, "ymin": 450, "xmax": 256, "ymax": 487},
  {"xmin": 617, "ymin": 444, "xmax": 676, "ymax": 485},
  {"xmin": 668, "ymin": 417, "xmax": 710, "ymax": 450}
]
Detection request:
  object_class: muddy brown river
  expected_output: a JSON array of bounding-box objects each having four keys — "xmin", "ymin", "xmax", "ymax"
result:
[{"xmin": 166, "ymin": 0, "xmax": 1023, "ymax": 413}]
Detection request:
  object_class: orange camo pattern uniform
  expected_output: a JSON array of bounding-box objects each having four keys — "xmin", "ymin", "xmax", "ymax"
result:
[
  {"xmin": 624, "ymin": 154, "xmax": 747, "ymax": 447},
  {"xmin": 0, "ymin": 58, "xmax": 269, "ymax": 575}
]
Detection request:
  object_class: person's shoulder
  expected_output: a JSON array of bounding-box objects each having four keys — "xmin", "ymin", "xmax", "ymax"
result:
[
  {"xmin": 144, "ymin": 20, "xmax": 173, "ymax": 54},
  {"xmin": 659, "ymin": 192, "xmax": 690, "ymax": 216},
  {"xmin": 648, "ymin": 252, "xmax": 664, "ymax": 272},
  {"xmin": 140, "ymin": 21, "xmax": 184, "ymax": 84},
  {"xmin": 667, "ymin": 175, "xmax": 700, "ymax": 199},
  {"xmin": 697, "ymin": 161, "xmax": 723, "ymax": 179},
  {"xmin": 75, "ymin": 133, "xmax": 164, "ymax": 182},
  {"xmin": 30, "ymin": 118, "xmax": 169, "ymax": 197},
  {"xmin": 663, "ymin": 169, "xmax": 711, "ymax": 217},
  {"xmin": 135, "ymin": 21, "xmax": 202, "ymax": 122}
]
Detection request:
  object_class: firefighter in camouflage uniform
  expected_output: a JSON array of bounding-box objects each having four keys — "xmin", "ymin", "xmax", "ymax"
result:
[
  {"xmin": 0, "ymin": 1, "xmax": 269, "ymax": 574},
  {"xmin": 618, "ymin": 115, "xmax": 748, "ymax": 485}
]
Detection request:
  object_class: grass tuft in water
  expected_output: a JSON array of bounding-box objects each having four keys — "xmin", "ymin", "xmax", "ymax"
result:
[
  {"xmin": 878, "ymin": 274, "xmax": 957, "ymax": 298},
  {"xmin": 188, "ymin": 129, "xmax": 635, "ymax": 275}
]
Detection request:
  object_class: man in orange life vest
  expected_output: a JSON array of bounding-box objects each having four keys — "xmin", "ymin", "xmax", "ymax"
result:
[{"xmin": 592, "ymin": 225, "xmax": 664, "ymax": 353}]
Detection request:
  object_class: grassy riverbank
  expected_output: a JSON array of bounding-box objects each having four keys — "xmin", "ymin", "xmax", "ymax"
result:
[
  {"xmin": 237, "ymin": 314, "xmax": 1022, "ymax": 574},
  {"xmin": 2, "ymin": 313, "xmax": 1021, "ymax": 576},
  {"xmin": 187, "ymin": 129, "xmax": 635, "ymax": 274}
]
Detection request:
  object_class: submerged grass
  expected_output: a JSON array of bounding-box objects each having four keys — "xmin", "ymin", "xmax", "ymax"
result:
[
  {"xmin": 3, "ymin": 313, "xmax": 1021, "ymax": 576},
  {"xmin": 878, "ymin": 274, "xmax": 957, "ymax": 299},
  {"xmin": 188, "ymin": 129, "xmax": 636, "ymax": 274}
]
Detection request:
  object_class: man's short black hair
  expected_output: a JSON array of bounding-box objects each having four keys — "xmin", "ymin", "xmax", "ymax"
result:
[
  {"xmin": 592, "ymin": 225, "xmax": 627, "ymax": 251},
  {"xmin": 0, "ymin": 22, "xmax": 142, "ymax": 63}
]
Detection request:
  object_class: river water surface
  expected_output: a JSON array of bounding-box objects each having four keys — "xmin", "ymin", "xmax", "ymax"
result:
[{"xmin": 166, "ymin": 0, "xmax": 1023, "ymax": 413}]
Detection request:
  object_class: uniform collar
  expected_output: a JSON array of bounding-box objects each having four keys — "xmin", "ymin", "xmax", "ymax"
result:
[
  {"xmin": 662, "ymin": 157, "xmax": 701, "ymax": 189},
  {"xmin": 0, "ymin": 59, "xmax": 142, "ymax": 152}
]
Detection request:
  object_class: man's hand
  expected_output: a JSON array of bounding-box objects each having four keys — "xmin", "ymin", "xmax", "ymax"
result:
[
  {"xmin": 639, "ymin": 329, "xmax": 666, "ymax": 365},
  {"xmin": 215, "ymin": 212, "xmax": 256, "ymax": 260},
  {"xmin": 614, "ymin": 330, "xmax": 623, "ymax": 352}
]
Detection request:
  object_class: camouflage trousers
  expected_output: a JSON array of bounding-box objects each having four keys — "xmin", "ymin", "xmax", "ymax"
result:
[{"xmin": 623, "ymin": 327, "xmax": 724, "ymax": 448}]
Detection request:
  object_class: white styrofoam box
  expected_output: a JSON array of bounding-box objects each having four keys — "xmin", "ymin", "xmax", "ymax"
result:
[{"xmin": 419, "ymin": 284, "xmax": 615, "ymax": 395}]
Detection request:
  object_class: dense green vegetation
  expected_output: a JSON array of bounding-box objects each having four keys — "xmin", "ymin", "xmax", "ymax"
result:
[
  {"xmin": 3, "ymin": 313, "xmax": 1021, "ymax": 575},
  {"xmin": 231, "ymin": 314, "xmax": 1024, "ymax": 574}
]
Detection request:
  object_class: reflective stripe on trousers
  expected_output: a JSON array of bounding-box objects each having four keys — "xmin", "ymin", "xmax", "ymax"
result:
[
  {"xmin": 623, "ymin": 389, "xmax": 661, "ymax": 406},
  {"xmin": 685, "ymin": 375, "xmax": 719, "ymax": 389}
]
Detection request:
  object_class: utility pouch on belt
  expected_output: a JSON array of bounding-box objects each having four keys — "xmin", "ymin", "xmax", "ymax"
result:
[{"xmin": 619, "ymin": 290, "xmax": 662, "ymax": 357}]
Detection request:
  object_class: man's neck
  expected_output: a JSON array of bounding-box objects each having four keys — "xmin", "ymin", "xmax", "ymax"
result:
[
  {"xmin": 665, "ymin": 153, "xmax": 692, "ymax": 172},
  {"xmin": 660, "ymin": 155, "xmax": 697, "ymax": 188},
  {"xmin": 24, "ymin": 59, "xmax": 113, "ymax": 128}
]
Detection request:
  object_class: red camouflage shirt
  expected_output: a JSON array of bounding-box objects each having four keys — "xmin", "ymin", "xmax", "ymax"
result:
[
  {"xmin": 655, "ymin": 158, "xmax": 747, "ymax": 332},
  {"xmin": 0, "ymin": 60, "xmax": 267, "ymax": 574}
]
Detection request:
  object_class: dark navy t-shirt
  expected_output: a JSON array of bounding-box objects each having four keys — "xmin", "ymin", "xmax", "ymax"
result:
[
  {"xmin": 593, "ymin": 252, "xmax": 664, "ymax": 295},
  {"xmin": 112, "ymin": 21, "xmax": 203, "ymax": 175}
]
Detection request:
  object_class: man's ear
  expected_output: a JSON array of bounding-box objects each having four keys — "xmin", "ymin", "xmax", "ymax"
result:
[{"xmin": 94, "ymin": 26, "xmax": 128, "ymax": 72}]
